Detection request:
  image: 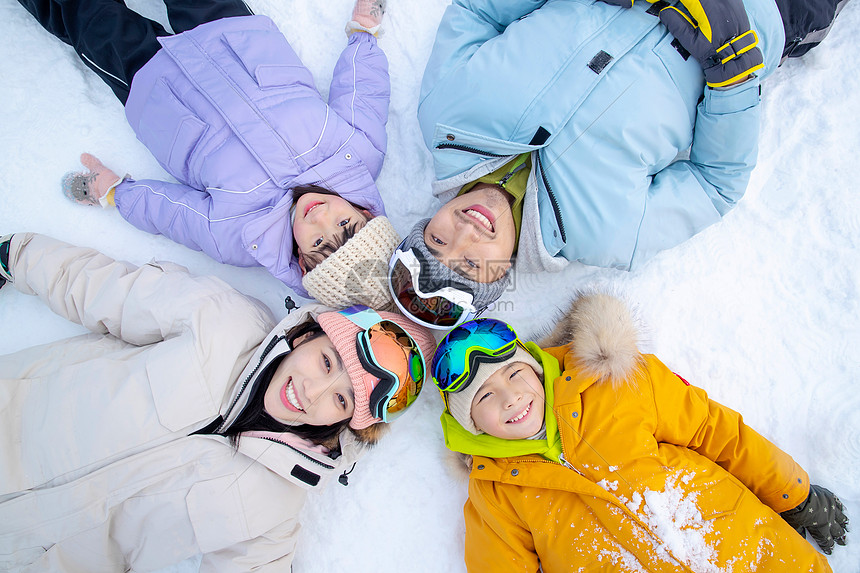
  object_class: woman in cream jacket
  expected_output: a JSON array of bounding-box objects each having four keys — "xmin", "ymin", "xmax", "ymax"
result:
[{"xmin": 0, "ymin": 232, "xmax": 434, "ymax": 572}]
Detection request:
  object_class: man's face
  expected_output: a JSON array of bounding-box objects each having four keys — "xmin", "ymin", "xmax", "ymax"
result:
[
  {"xmin": 424, "ymin": 184, "xmax": 516, "ymax": 283},
  {"xmin": 470, "ymin": 361, "xmax": 545, "ymax": 439}
]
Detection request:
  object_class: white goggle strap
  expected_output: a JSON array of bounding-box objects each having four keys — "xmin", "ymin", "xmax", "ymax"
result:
[{"xmin": 392, "ymin": 248, "xmax": 477, "ymax": 311}]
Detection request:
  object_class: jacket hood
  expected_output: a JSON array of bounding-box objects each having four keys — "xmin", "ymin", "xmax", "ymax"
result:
[
  {"xmin": 221, "ymin": 303, "xmax": 333, "ymax": 427},
  {"xmin": 538, "ymin": 292, "xmax": 643, "ymax": 385}
]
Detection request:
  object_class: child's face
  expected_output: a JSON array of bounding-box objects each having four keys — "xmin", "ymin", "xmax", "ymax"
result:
[
  {"xmin": 264, "ymin": 333, "xmax": 356, "ymax": 427},
  {"xmin": 470, "ymin": 362, "xmax": 545, "ymax": 439},
  {"xmin": 293, "ymin": 193, "xmax": 369, "ymax": 268},
  {"xmin": 424, "ymin": 184, "xmax": 516, "ymax": 283}
]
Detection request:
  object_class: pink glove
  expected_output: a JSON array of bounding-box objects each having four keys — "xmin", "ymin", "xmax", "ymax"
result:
[
  {"xmin": 61, "ymin": 153, "xmax": 124, "ymax": 207},
  {"xmin": 346, "ymin": 0, "xmax": 385, "ymax": 36}
]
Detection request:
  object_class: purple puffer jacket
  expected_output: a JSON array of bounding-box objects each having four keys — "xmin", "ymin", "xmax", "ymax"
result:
[{"xmin": 117, "ymin": 15, "xmax": 389, "ymax": 297}]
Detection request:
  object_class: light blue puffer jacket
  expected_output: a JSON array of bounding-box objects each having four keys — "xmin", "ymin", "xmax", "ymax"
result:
[
  {"xmin": 118, "ymin": 16, "xmax": 389, "ymax": 296},
  {"xmin": 419, "ymin": 0, "xmax": 784, "ymax": 271}
]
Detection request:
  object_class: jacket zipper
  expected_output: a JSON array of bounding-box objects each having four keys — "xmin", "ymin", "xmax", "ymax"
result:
[
  {"xmin": 515, "ymin": 451, "xmax": 585, "ymax": 476},
  {"xmin": 535, "ymin": 154, "xmax": 567, "ymax": 243},
  {"xmin": 259, "ymin": 437, "xmax": 336, "ymax": 470},
  {"xmin": 435, "ymin": 142, "xmax": 509, "ymax": 157},
  {"xmin": 497, "ymin": 154, "xmax": 530, "ymax": 188},
  {"xmin": 216, "ymin": 334, "xmax": 285, "ymax": 433}
]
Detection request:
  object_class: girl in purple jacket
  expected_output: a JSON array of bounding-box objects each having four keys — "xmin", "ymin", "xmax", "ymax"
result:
[{"xmin": 19, "ymin": 0, "xmax": 400, "ymax": 309}]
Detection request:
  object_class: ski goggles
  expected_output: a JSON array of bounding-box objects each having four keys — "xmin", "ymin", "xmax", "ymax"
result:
[
  {"xmin": 388, "ymin": 245, "xmax": 479, "ymax": 330},
  {"xmin": 339, "ymin": 306, "xmax": 427, "ymax": 422},
  {"xmin": 431, "ymin": 318, "xmax": 519, "ymax": 394}
]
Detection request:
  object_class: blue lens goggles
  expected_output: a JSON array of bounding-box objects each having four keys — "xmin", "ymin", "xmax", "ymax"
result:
[
  {"xmin": 431, "ymin": 318, "xmax": 519, "ymax": 393},
  {"xmin": 339, "ymin": 306, "xmax": 427, "ymax": 422}
]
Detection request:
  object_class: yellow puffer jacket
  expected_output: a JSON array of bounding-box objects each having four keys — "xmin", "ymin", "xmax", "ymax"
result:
[{"xmin": 461, "ymin": 295, "xmax": 831, "ymax": 572}]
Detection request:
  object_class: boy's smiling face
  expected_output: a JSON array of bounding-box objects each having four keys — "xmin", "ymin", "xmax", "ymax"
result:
[
  {"xmin": 470, "ymin": 361, "xmax": 545, "ymax": 439},
  {"xmin": 423, "ymin": 184, "xmax": 516, "ymax": 283}
]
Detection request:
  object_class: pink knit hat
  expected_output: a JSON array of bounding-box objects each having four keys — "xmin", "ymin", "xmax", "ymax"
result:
[{"xmin": 317, "ymin": 309, "xmax": 437, "ymax": 430}]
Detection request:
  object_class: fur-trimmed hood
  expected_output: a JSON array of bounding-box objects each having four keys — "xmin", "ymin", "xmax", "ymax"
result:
[{"xmin": 538, "ymin": 292, "xmax": 643, "ymax": 385}]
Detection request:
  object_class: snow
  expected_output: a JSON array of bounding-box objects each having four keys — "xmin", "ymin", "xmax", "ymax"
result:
[
  {"xmin": 623, "ymin": 474, "xmax": 722, "ymax": 572},
  {"xmin": 1, "ymin": 0, "xmax": 858, "ymax": 572}
]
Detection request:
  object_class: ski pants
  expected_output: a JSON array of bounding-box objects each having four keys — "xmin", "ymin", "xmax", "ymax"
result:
[{"xmin": 16, "ymin": 0, "xmax": 254, "ymax": 103}]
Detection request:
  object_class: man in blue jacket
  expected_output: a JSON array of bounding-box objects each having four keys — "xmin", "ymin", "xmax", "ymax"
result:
[{"xmin": 387, "ymin": 0, "xmax": 846, "ymax": 329}]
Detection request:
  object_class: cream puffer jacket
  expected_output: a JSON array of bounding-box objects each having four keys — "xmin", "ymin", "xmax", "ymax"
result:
[{"xmin": 0, "ymin": 233, "xmax": 368, "ymax": 572}]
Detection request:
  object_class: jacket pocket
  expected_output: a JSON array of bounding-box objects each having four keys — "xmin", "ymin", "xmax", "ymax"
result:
[
  {"xmin": 138, "ymin": 78, "xmax": 209, "ymax": 184},
  {"xmin": 145, "ymin": 337, "xmax": 218, "ymax": 432},
  {"xmin": 221, "ymin": 30, "xmax": 314, "ymax": 90},
  {"xmin": 186, "ymin": 475, "xmax": 249, "ymax": 553},
  {"xmin": 696, "ymin": 476, "xmax": 744, "ymax": 520}
]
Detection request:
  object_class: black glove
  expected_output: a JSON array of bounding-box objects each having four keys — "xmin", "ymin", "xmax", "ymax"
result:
[
  {"xmin": 659, "ymin": 0, "xmax": 764, "ymax": 87},
  {"xmin": 781, "ymin": 484, "xmax": 849, "ymax": 555},
  {"xmin": 0, "ymin": 235, "xmax": 11, "ymax": 289}
]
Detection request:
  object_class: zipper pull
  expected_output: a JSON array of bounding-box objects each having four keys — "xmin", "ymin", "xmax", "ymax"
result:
[
  {"xmin": 559, "ymin": 453, "xmax": 584, "ymax": 476},
  {"xmin": 496, "ymin": 155, "xmax": 529, "ymax": 188}
]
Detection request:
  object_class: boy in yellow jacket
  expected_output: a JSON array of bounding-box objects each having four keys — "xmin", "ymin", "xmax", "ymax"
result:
[{"xmin": 430, "ymin": 294, "xmax": 847, "ymax": 572}]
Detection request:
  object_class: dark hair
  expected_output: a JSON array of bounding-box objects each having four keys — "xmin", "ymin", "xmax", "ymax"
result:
[
  {"xmin": 291, "ymin": 184, "xmax": 371, "ymax": 272},
  {"xmin": 223, "ymin": 320, "xmax": 350, "ymax": 450},
  {"xmin": 299, "ymin": 221, "xmax": 364, "ymax": 272}
]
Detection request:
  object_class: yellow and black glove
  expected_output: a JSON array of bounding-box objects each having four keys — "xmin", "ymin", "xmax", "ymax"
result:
[{"xmin": 658, "ymin": 0, "xmax": 764, "ymax": 87}]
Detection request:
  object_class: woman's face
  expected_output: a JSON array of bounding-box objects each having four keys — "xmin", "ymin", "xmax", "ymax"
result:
[
  {"xmin": 263, "ymin": 333, "xmax": 356, "ymax": 427},
  {"xmin": 470, "ymin": 362, "xmax": 545, "ymax": 439},
  {"xmin": 292, "ymin": 192, "xmax": 369, "ymax": 269}
]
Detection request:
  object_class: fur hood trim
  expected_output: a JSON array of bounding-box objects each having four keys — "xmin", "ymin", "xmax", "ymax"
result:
[
  {"xmin": 444, "ymin": 449, "xmax": 473, "ymax": 482},
  {"xmin": 539, "ymin": 293, "xmax": 643, "ymax": 385}
]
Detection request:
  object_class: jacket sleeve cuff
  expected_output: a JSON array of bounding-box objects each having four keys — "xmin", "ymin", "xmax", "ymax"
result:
[
  {"xmin": 7, "ymin": 232, "xmax": 37, "ymax": 284},
  {"xmin": 703, "ymin": 78, "xmax": 761, "ymax": 115},
  {"xmin": 764, "ymin": 465, "xmax": 811, "ymax": 513}
]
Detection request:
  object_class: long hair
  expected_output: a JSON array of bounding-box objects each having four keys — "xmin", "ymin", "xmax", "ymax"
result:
[{"xmin": 223, "ymin": 320, "xmax": 350, "ymax": 448}]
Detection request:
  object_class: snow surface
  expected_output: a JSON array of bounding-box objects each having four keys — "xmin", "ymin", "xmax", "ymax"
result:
[{"xmin": 1, "ymin": 0, "xmax": 858, "ymax": 571}]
